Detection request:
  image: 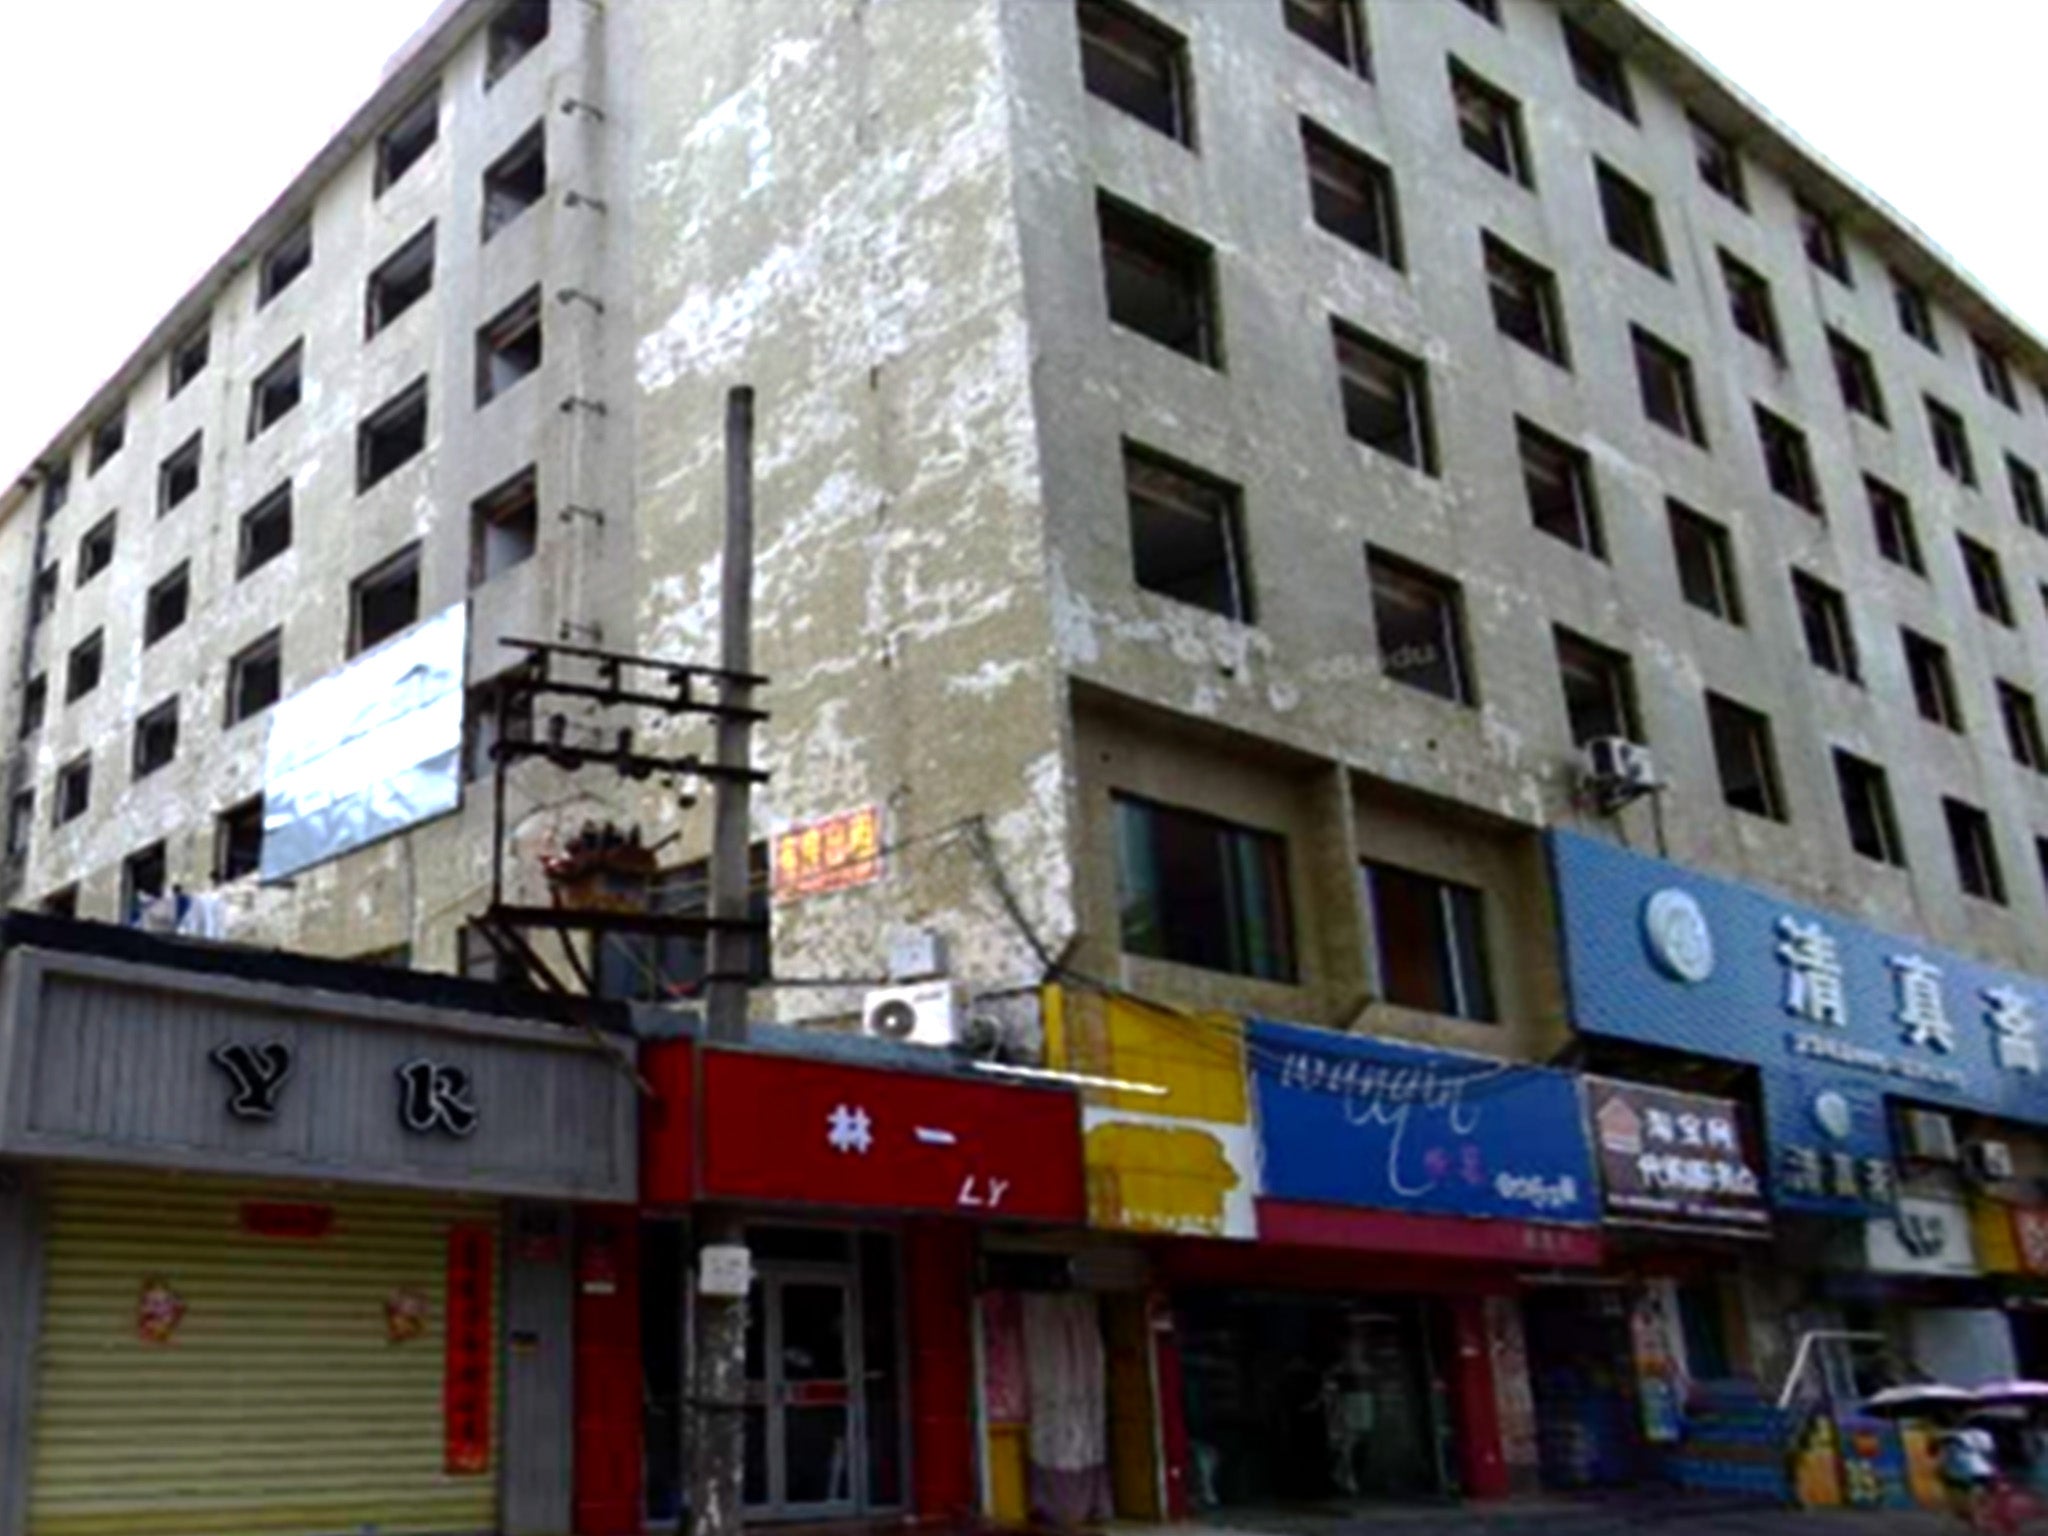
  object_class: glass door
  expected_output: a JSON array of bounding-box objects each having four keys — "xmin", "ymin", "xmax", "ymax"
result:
[{"xmin": 745, "ymin": 1267, "xmax": 863, "ymax": 1520}]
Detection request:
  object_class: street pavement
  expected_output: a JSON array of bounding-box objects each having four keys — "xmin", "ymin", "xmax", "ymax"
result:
[{"xmin": 1182, "ymin": 1493, "xmax": 1961, "ymax": 1534}]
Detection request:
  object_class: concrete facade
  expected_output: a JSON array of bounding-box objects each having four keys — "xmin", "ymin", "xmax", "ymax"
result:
[{"xmin": 7, "ymin": 0, "xmax": 2048, "ymax": 1051}]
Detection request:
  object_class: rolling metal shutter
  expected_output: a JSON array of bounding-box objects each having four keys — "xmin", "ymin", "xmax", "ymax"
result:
[{"xmin": 30, "ymin": 1168, "xmax": 499, "ymax": 1536}]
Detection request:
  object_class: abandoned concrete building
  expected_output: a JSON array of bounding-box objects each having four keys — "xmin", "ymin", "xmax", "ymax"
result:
[{"xmin": 5, "ymin": 0, "xmax": 2048, "ymax": 1048}]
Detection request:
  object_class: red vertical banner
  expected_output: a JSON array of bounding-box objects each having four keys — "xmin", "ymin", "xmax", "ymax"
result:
[
  {"xmin": 905, "ymin": 1220, "xmax": 977, "ymax": 1521},
  {"xmin": 444, "ymin": 1222, "xmax": 496, "ymax": 1476},
  {"xmin": 1449, "ymin": 1294, "xmax": 1509, "ymax": 1501}
]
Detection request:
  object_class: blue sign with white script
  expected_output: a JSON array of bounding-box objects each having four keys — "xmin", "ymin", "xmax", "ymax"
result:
[
  {"xmin": 1250, "ymin": 1020, "xmax": 1599, "ymax": 1225},
  {"xmin": 1550, "ymin": 830, "xmax": 2048, "ymax": 1216}
]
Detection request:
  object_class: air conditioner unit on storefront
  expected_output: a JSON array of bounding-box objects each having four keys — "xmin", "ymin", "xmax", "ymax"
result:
[
  {"xmin": 1965, "ymin": 1140, "xmax": 2017, "ymax": 1182},
  {"xmin": 1901, "ymin": 1108, "xmax": 1959, "ymax": 1164},
  {"xmin": 861, "ymin": 981, "xmax": 965, "ymax": 1048}
]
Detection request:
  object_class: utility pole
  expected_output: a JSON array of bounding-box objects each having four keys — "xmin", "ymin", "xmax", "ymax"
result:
[{"xmin": 691, "ymin": 386, "xmax": 755, "ymax": 1536}]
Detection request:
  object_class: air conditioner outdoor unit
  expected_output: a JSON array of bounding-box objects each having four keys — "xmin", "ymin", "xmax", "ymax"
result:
[
  {"xmin": 1901, "ymin": 1108, "xmax": 1960, "ymax": 1164},
  {"xmin": 861, "ymin": 981, "xmax": 965, "ymax": 1049},
  {"xmin": 1584, "ymin": 736, "xmax": 1658, "ymax": 810},
  {"xmin": 1965, "ymin": 1139, "xmax": 2017, "ymax": 1182}
]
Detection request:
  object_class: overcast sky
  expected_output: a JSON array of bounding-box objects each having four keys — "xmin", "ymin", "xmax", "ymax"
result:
[{"xmin": 2, "ymin": 0, "xmax": 2044, "ymax": 483}]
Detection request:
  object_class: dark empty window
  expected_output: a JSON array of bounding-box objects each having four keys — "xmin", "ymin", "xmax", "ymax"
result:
[
  {"xmin": 1285, "ymin": 0, "xmax": 1370, "ymax": 75},
  {"xmin": 88, "ymin": 408, "xmax": 125, "ymax": 474},
  {"xmin": 358, "ymin": 379, "xmax": 429, "ymax": 491},
  {"xmin": 1669, "ymin": 501, "xmax": 1743, "ymax": 624},
  {"xmin": 1115, "ymin": 794, "xmax": 1296, "ymax": 983},
  {"xmin": 1978, "ymin": 340, "xmax": 2020, "ymax": 410},
  {"xmin": 77, "ymin": 515, "xmax": 115, "ymax": 586},
  {"xmin": 54, "ymin": 756, "xmax": 90, "ymax": 826},
  {"xmin": 1827, "ymin": 329, "xmax": 1886, "ymax": 425},
  {"xmin": 1597, "ymin": 162, "xmax": 1666, "ymax": 275},
  {"xmin": 471, "ymin": 467, "xmax": 540, "ymax": 587},
  {"xmin": 132, "ymin": 697, "xmax": 179, "ymax": 779},
  {"xmin": 1335, "ymin": 323, "xmax": 1434, "ymax": 473},
  {"xmin": 258, "ymin": 219, "xmax": 312, "ymax": 307},
  {"xmin": 216, "ymin": 797, "xmax": 265, "ymax": 882},
  {"xmin": 121, "ymin": 841, "xmax": 168, "ymax": 922},
  {"xmin": 1903, "ymin": 628, "xmax": 1963, "ymax": 730},
  {"xmin": 1867, "ymin": 476, "xmax": 1923, "ymax": 573},
  {"xmin": 1098, "ymin": 197, "xmax": 1217, "ymax": 365},
  {"xmin": 39, "ymin": 462, "xmax": 69, "ymax": 519},
  {"xmin": 483, "ymin": 126, "xmax": 547, "ymax": 241},
  {"xmin": 1519, "ymin": 421, "xmax": 1602, "ymax": 556},
  {"xmin": 158, "ymin": 432, "xmax": 202, "ymax": 515},
  {"xmin": 1124, "ymin": 447, "xmax": 1250, "ymax": 621},
  {"xmin": 1692, "ymin": 116, "xmax": 1746, "ymax": 207},
  {"xmin": 1707, "ymin": 693, "xmax": 1785, "ymax": 821},
  {"xmin": 376, "ymin": 87, "xmax": 439, "ymax": 196},
  {"xmin": 1365, "ymin": 862, "xmax": 1494, "ymax": 1022},
  {"xmin": 40, "ymin": 886, "xmax": 77, "ymax": 917},
  {"xmin": 477, "ymin": 288, "xmax": 544, "ymax": 406},
  {"xmin": 486, "ymin": 0, "xmax": 549, "ymax": 85},
  {"xmin": 1959, "ymin": 533, "xmax": 2014, "ymax": 625},
  {"xmin": 1926, "ymin": 396, "xmax": 1977, "ymax": 486},
  {"xmin": 1895, "ymin": 273, "xmax": 1939, "ymax": 350},
  {"xmin": 1798, "ymin": 198, "xmax": 1850, "ymax": 284},
  {"xmin": 1755, "ymin": 406, "xmax": 1822, "ymax": 513},
  {"xmin": 2010, "ymin": 456, "xmax": 2048, "ymax": 535},
  {"xmin": 1718, "ymin": 252, "xmax": 1781, "ymax": 358},
  {"xmin": 1485, "ymin": 234, "xmax": 1567, "ymax": 364},
  {"xmin": 1555, "ymin": 628, "xmax": 1639, "ymax": 745},
  {"xmin": 248, "ymin": 342, "xmax": 303, "ymax": 439},
  {"xmin": 1633, "ymin": 328, "xmax": 1706, "ymax": 445},
  {"xmin": 463, "ymin": 677, "xmax": 536, "ymax": 783},
  {"xmin": 1946, "ymin": 798, "xmax": 2006, "ymax": 904},
  {"xmin": 1457, "ymin": 0, "xmax": 1500, "ymax": 19},
  {"xmin": 1563, "ymin": 18, "xmax": 1634, "ymax": 120},
  {"xmin": 2001, "ymin": 681, "xmax": 2048, "ymax": 772},
  {"xmin": 1302, "ymin": 121, "xmax": 1400, "ymax": 267},
  {"xmin": 19, "ymin": 675, "xmax": 45, "ymax": 739},
  {"xmin": 1835, "ymin": 751, "xmax": 1906, "ymax": 867},
  {"xmin": 1078, "ymin": 0, "xmax": 1192, "ymax": 143},
  {"xmin": 226, "ymin": 630, "xmax": 283, "ymax": 725},
  {"xmin": 169, "ymin": 319, "xmax": 210, "ymax": 397},
  {"xmin": 65, "ymin": 630, "xmax": 103, "ymax": 704},
  {"xmin": 1368, "ymin": 548, "xmax": 1472, "ymax": 704},
  {"xmin": 350, "ymin": 544, "xmax": 422, "ymax": 656},
  {"xmin": 1792, "ymin": 570, "xmax": 1859, "ymax": 682},
  {"xmin": 238, "ymin": 484, "xmax": 293, "ymax": 577},
  {"xmin": 1449, "ymin": 61, "xmax": 1530, "ymax": 186},
  {"xmin": 30, "ymin": 564, "xmax": 55, "ymax": 624},
  {"xmin": 7, "ymin": 791, "xmax": 31, "ymax": 860},
  {"xmin": 367, "ymin": 224, "xmax": 435, "ymax": 337},
  {"xmin": 143, "ymin": 563, "xmax": 190, "ymax": 647}
]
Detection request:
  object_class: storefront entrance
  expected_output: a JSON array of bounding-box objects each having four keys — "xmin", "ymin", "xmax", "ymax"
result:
[
  {"xmin": 1176, "ymin": 1290, "xmax": 1448, "ymax": 1508},
  {"xmin": 745, "ymin": 1265, "xmax": 862, "ymax": 1517},
  {"xmin": 1522, "ymin": 1286, "xmax": 1647, "ymax": 1490}
]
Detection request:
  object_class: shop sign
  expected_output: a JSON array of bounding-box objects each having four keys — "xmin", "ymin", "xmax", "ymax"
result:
[
  {"xmin": 443, "ymin": 1224, "xmax": 494, "ymax": 1475},
  {"xmin": 1865, "ymin": 1194, "xmax": 1980, "ymax": 1276},
  {"xmin": 698, "ymin": 1047, "xmax": 1085, "ymax": 1222},
  {"xmin": 772, "ymin": 806, "xmax": 882, "ymax": 901},
  {"xmin": 1585, "ymin": 1078, "xmax": 1769, "ymax": 1233},
  {"xmin": 1551, "ymin": 832, "xmax": 2048, "ymax": 1218},
  {"xmin": 209, "ymin": 1039, "xmax": 481, "ymax": 1138},
  {"xmin": 240, "ymin": 1201, "xmax": 335, "ymax": 1240},
  {"xmin": 2015, "ymin": 1207, "xmax": 2048, "ymax": 1275},
  {"xmin": 1082, "ymin": 1107, "xmax": 1260, "ymax": 1240},
  {"xmin": 1249, "ymin": 1021, "xmax": 1599, "ymax": 1226}
]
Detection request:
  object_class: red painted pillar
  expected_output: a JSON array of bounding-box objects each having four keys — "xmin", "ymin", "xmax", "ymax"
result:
[
  {"xmin": 905, "ymin": 1219, "xmax": 978, "ymax": 1521},
  {"xmin": 1151, "ymin": 1291, "xmax": 1192, "ymax": 1521},
  {"xmin": 574, "ymin": 1207, "xmax": 644, "ymax": 1535},
  {"xmin": 1449, "ymin": 1293, "xmax": 1510, "ymax": 1501}
]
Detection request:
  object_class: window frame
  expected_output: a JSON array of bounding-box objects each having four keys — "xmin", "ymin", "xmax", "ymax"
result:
[
  {"xmin": 258, "ymin": 219, "xmax": 313, "ymax": 308},
  {"xmin": 1959, "ymin": 532, "xmax": 2015, "ymax": 626},
  {"xmin": 225, "ymin": 629, "xmax": 284, "ymax": 727},
  {"xmin": 1554, "ymin": 626, "xmax": 1641, "ymax": 746},
  {"xmin": 1902, "ymin": 627, "xmax": 1964, "ymax": 731},
  {"xmin": 1113, "ymin": 792, "xmax": 1299, "ymax": 984},
  {"xmin": 1706, "ymin": 691, "xmax": 1787, "ymax": 822},
  {"xmin": 1826, "ymin": 328, "xmax": 1888, "ymax": 426},
  {"xmin": 131, "ymin": 696, "xmax": 180, "ymax": 780},
  {"xmin": 247, "ymin": 341, "xmax": 305, "ymax": 440},
  {"xmin": 1632, "ymin": 326, "xmax": 1707, "ymax": 445},
  {"xmin": 1122, "ymin": 444, "xmax": 1253, "ymax": 623},
  {"xmin": 1483, "ymin": 233, "xmax": 1568, "ymax": 365},
  {"xmin": 143, "ymin": 562, "xmax": 191, "ymax": 648},
  {"xmin": 1866, "ymin": 475, "xmax": 1924, "ymax": 574},
  {"xmin": 366, "ymin": 223, "xmax": 436, "ymax": 338},
  {"xmin": 1097, "ymin": 194, "xmax": 1220, "ymax": 367},
  {"xmin": 1562, "ymin": 17, "xmax": 1635, "ymax": 121},
  {"xmin": 1078, "ymin": 0, "xmax": 1194, "ymax": 144},
  {"xmin": 1945, "ymin": 797, "xmax": 2007, "ymax": 905},
  {"xmin": 1691, "ymin": 115, "xmax": 1747, "ymax": 208},
  {"xmin": 1301, "ymin": 120, "xmax": 1402, "ymax": 269},
  {"xmin": 374, "ymin": 84, "xmax": 441, "ymax": 197},
  {"xmin": 1754, "ymin": 405, "xmax": 1824, "ymax": 514},
  {"xmin": 1517, "ymin": 419, "xmax": 1604, "ymax": 557},
  {"xmin": 1668, "ymin": 500, "xmax": 1743, "ymax": 625},
  {"xmin": 1926, "ymin": 394, "xmax": 1978, "ymax": 486},
  {"xmin": 1333, "ymin": 321, "xmax": 1436, "ymax": 474},
  {"xmin": 356, "ymin": 377, "xmax": 430, "ymax": 493},
  {"xmin": 1999, "ymin": 680, "xmax": 2048, "ymax": 772},
  {"xmin": 349, "ymin": 543, "xmax": 425, "ymax": 658},
  {"xmin": 1791, "ymin": 569, "xmax": 1860, "ymax": 683},
  {"xmin": 1595, "ymin": 161, "xmax": 1668, "ymax": 276},
  {"xmin": 1362, "ymin": 859, "xmax": 1497, "ymax": 1023},
  {"xmin": 1834, "ymin": 750, "xmax": 1906, "ymax": 868},
  {"xmin": 1448, "ymin": 60, "xmax": 1531, "ymax": 187},
  {"xmin": 1367, "ymin": 546, "xmax": 1475, "ymax": 706}
]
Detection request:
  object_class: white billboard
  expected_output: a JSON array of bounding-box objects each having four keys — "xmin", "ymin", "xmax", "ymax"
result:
[{"xmin": 260, "ymin": 603, "xmax": 467, "ymax": 882}]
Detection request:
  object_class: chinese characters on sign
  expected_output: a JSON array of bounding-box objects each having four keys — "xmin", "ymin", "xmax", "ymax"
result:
[
  {"xmin": 773, "ymin": 805, "xmax": 882, "ymax": 902},
  {"xmin": 1586, "ymin": 1079, "xmax": 1768, "ymax": 1232},
  {"xmin": 443, "ymin": 1224, "xmax": 494, "ymax": 1475}
]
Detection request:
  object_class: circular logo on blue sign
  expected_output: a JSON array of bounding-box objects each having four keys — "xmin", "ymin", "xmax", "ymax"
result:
[
  {"xmin": 1643, "ymin": 888, "xmax": 1714, "ymax": 984},
  {"xmin": 1813, "ymin": 1091, "xmax": 1853, "ymax": 1141}
]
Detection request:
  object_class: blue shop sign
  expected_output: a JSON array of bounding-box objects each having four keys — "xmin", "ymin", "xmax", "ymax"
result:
[
  {"xmin": 1550, "ymin": 831, "xmax": 2048, "ymax": 1217},
  {"xmin": 1250, "ymin": 1020, "xmax": 1600, "ymax": 1226}
]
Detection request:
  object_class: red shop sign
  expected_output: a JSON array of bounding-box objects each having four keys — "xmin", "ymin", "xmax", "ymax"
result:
[
  {"xmin": 699, "ymin": 1048, "xmax": 1085, "ymax": 1223},
  {"xmin": 444, "ymin": 1223, "xmax": 495, "ymax": 1476},
  {"xmin": 240, "ymin": 1202, "xmax": 334, "ymax": 1240}
]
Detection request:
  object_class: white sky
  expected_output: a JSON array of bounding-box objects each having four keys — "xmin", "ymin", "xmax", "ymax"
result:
[{"xmin": 2, "ymin": 0, "xmax": 2044, "ymax": 484}]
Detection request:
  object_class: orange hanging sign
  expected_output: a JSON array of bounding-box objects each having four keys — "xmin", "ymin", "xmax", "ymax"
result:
[
  {"xmin": 773, "ymin": 806, "xmax": 882, "ymax": 901},
  {"xmin": 443, "ymin": 1223, "xmax": 494, "ymax": 1475}
]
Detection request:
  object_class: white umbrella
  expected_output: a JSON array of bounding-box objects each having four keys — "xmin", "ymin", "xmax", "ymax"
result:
[
  {"xmin": 1973, "ymin": 1380, "xmax": 2048, "ymax": 1408},
  {"xmin": 1860, "ymin": 1383, "xmax": 1977, "ymax": 1419}
]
